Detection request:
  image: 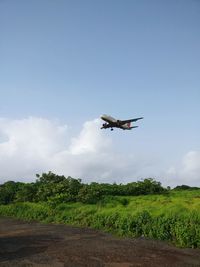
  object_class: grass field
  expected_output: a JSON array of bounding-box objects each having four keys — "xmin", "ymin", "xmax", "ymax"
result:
[{"xmin": 0, "ymin": 189, "xmax": 200, "ymax": 248}]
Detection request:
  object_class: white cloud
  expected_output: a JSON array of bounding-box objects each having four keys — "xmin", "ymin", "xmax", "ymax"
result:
[
  {"xmin": 0, "ymin": 117, "xmax": 199, "ymax": 187},
  {"xmin": 0, "ymin": 117, "xmax": 69, "ymax": 181},
  {"xmin": 69, "ymin": 119, "xmax": 111, "ymax": 155},
  {"xmin": 166, "ymin": 151, "xmax": 200, "ymax": 187},
  {"xmin": 0, "ymin": 117, "xmax": 120, "ymax": 183}
]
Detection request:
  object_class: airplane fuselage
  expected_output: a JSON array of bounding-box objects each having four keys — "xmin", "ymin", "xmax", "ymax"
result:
[{"xmin": 100, "ymin": 114, "xmax": 140, "ymax": 130}]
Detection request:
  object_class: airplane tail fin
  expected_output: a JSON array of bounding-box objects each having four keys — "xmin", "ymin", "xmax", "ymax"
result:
[
  {"xmin": 126, "ymin": 122, "xmax": 138, "ymax": 129},
  {"xmin": 130, "ymin": 126, "xmax": 138, "ymax": 129},
  {"xmin": 127, "ymin": 122, "xmax": 131, "ymax": 128}
]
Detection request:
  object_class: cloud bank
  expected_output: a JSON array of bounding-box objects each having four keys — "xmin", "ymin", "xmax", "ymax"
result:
[
  {"xmin": 0, "ymin": 117, "xmax": 137, "ymax": 183},
  {"xmin": 0, "ymin": 117, "xmax": 199, "ymax": 186},
  {"xmin": 167, "ymin": 151, "xmax": 200, "ymax": 187}
]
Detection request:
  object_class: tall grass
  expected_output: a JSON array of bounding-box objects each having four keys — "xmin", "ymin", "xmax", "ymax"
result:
[{"xmin": 0, "ymin": 189, "xmax": 200, "ymax": 248}]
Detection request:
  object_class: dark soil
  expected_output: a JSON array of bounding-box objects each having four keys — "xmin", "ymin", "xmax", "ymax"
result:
[{"xmin": 0, "ymin": 217, "xmax": 200, "ymax": 267}]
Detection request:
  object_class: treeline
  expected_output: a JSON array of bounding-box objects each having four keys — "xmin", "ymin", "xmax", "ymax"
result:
[
  {"xmin": 173, "ymin": 185, "xmax": 200, "ymax": 190},
  {"xmin": 0, "ymin": 172, "xmax": 168, "ymax": 205}
]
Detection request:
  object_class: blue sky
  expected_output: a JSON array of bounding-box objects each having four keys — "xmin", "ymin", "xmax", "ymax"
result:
[{"xmin": 0, "ymin": 0, "xmax": 200, "ymax": 186}]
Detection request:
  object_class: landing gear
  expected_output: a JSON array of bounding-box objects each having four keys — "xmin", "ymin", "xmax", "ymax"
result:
[{"xmin": 111, "ymin": 128, "xmax": 113, "ymax": 131}]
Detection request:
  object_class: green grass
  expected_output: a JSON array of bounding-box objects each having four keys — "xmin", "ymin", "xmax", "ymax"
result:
[{"xmin": 0, "ymin": 189, "xmax": 200, "ymax": 248}]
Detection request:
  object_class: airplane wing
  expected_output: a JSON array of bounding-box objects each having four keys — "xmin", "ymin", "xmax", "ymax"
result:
[{"xmin": 120, "ymin": 117, "xmax": 143, "ymax": 124}]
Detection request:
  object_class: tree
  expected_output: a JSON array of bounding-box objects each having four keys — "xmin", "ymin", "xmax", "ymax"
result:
[
  {"xmin": 0, "ymin": 181, "xmax": 22, "ymax": 204},
  {"xmin": 35, "ymin": 172, "xmax": 82, "ymax": 202},
  {"xmin": 77, "ymin": 185, "xmax": 103, "ymax": 204},
  {"xmin": 15, "ymin": 183, "xmax": 38, "ymax": 202}
]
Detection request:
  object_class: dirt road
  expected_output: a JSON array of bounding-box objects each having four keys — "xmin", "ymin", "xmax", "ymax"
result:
[{"xmin": 0, "ymin": 217, "xmax": 200, "ymax": 267}]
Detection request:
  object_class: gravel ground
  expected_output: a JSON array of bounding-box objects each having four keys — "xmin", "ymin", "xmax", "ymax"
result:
[{"xmin": 0, "ymin": 217, "xmax": 200, "ymax": 267}]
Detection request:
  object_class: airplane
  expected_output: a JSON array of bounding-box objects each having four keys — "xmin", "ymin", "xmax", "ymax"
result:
[{"xmin": 100, "ymin": 114, "xmax": 143, "ymax": 131}]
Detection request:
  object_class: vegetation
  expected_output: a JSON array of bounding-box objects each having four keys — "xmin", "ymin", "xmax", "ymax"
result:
[
  {"xmin": 0, "ymin": 172, "xmax": 200, "ymax": 248},
  {"xmin": 0, "ymin": 172, "xmax": 167, "ymax": 205}
]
